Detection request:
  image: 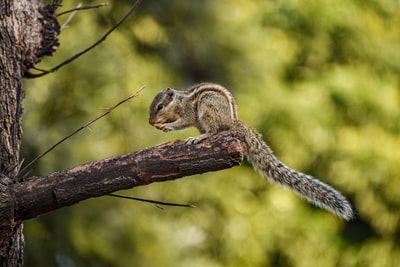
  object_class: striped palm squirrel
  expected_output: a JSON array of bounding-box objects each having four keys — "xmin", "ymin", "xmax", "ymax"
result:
[{"xmin": 149, "ymin": 82, "xmax": 354, "ymax": 220}]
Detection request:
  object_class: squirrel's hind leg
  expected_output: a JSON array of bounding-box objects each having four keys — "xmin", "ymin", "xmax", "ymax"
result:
[{"xmin": 185, "ymin": 133, "xmax": 214, "ymax": 145}]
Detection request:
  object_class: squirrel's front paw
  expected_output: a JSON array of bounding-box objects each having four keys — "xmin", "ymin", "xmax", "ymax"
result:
[{"xmin": 160, "ymin": 124, "xmax": 174, "ymax": 132}]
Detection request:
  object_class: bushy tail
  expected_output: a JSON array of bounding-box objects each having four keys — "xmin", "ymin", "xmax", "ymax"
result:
[{"xmin": 234, "ymin": 121, "xmax": 354, "ymax": 220}]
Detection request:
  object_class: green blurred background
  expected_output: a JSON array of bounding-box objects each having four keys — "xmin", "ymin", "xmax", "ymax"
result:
[{"xmin": 22, "ymin": 0, "xmax": 400, "ymax": 266}]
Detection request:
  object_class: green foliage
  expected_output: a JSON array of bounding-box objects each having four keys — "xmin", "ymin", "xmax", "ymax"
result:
[{"xmin": 23, "ymin": 0, "xmax": 400, "ymax": 266}]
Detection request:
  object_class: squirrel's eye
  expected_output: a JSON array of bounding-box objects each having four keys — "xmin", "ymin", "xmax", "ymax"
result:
[{"xmin": 157, "ymin": 103, "xmax": 163, "ymax": 111}]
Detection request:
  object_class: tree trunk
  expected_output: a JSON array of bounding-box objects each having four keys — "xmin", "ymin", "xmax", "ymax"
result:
[{"xmin": 0, "ymin": 0, "xmax": 59, "ymax": 265}]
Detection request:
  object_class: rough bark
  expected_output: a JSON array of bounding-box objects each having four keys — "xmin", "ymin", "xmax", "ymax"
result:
[
  {"xmin": 11, "ymin": 132, "xmax": 245, "ymax": 221},
  {"xmin": 0, "ymin": 0, "xmax": 59, "ymax": 266},
  {"xmin": 0, "ymin": 132, "xmax": 245, "ymax": 243}
]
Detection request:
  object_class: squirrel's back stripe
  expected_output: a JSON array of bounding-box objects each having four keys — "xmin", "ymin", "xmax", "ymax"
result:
[{"xmin": 186, "ymin": 83, "xmax": 238, "ymax": 121}]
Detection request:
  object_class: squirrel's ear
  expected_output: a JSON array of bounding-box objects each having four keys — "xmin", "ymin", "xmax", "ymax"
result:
[{"xmin": 166, "ymin": 88, "xmax": 174, "ymax": 97}]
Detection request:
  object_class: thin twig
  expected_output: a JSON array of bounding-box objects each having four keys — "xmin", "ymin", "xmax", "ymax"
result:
[
  {"xmin": 31, "ymin": 65, "xmax": 49, "ymax": 72},
  {"xmin": 26, "ymin": 0, "xmax": 142, "ymax": 78},
  {"xmin": 19, "ymin": 86, "xmax": 145, "ymax": 177},
  {"xmin": 108, "ymin": 193, "xmax": 197, "ymax": 208},
  {"xmin": 57, "ymin": 3, "xmax": 109, "ymax": 17},
  {"xmin": 60, "ymin": 3, "xmax": 82, "ymax": 30}
]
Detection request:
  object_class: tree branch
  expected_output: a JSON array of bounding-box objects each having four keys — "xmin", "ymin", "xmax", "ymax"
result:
[{"xmin": 4, "ymin": 132, "xmax": 245, "ymax": 224}]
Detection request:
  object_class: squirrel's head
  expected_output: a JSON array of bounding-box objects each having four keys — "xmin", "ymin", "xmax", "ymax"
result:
[{"xmin": 149, "ymin": 88, "xmax": 180, "ymax": 129}]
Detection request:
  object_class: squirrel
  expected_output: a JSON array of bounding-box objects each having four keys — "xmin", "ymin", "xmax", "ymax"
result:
[{"xmin": 149, "ymin": 82, "xmax": 354, "ymax": 220}]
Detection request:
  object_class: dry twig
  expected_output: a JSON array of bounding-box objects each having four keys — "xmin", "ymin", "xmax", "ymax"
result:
[
  {"xmin": 57, "ymin": 3, "xmax": 109, "ymax": 17},
  {"xmin": 19, "ymin": 86, "xmax": 145, "ymax": 177},
  {"xmin": 26, "ymin": 0, "xmax": 142, "ymax": 78},
  {"xmin": 108, "ymin": 193, "xmax": 197, "ymax": 209}
]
